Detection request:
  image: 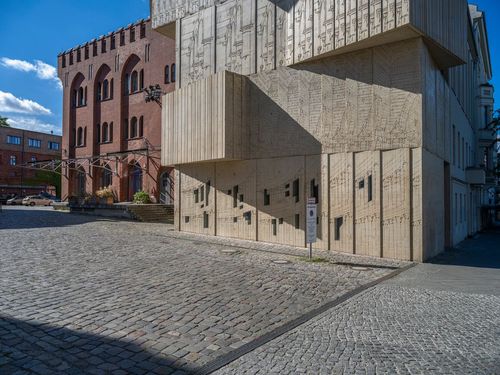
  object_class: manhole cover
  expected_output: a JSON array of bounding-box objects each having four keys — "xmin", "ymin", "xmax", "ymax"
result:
[
  {"xmin": 272, "ymin": 260, "xmax": 290, "ymax": 264},
  {"xmin": 351, "ymin": 266, "xmax": 370, "ymax": 271}
]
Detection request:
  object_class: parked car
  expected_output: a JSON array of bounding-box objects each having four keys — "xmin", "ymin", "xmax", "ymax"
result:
[
  {"xmin": 6, "ymin": 196, "xmax": 25, "ymax": 205},
  {"xmin": 0, "ymin": 193, "xmax": 16, "ymax": 204},
  {"xmin": 22, "ymin": 195, "xmax": 53, "ymax": 206}
]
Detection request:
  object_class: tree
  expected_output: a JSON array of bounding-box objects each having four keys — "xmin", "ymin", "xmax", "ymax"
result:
[{"xmin": 0, "ymin": 116, "xmax": 10, "ymax": 127}]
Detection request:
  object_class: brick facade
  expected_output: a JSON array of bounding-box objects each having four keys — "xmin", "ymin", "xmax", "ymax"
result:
[
  {"xmin": 57, "ymin": 19, "xmax": 175, "ymax": 202},
  {"xmin": 0, "ymin": 126, "xmax": 61, "ymax": 196}
]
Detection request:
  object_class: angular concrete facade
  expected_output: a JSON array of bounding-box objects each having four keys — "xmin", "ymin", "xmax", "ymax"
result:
[{"xmin": 153, "ymin": 0, "xmax": 495, "ymax": 261}]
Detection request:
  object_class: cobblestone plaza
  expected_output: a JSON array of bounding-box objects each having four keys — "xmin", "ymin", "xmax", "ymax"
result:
[{"xmin": 1, "ymin": 207, "xmax": 499, "ymax": 374}]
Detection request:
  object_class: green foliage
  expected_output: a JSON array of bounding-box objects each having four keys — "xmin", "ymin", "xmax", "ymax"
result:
[
  {"xmin": 299, "ymin": 256, "xmax": 330, "ymax": 264},
  {"xmin": 133, "ymin": 190, "xmax": 151, "ymax": 204},
  {"xmin": 0, "ymin": 116, "xmax": 10, "ymax": 127},
  {"xmin": 24, "ymin": 169, "xmax": 61, "ymax": 197}
]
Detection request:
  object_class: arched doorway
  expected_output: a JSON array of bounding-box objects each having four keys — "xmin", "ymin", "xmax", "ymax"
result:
[
  {"xmin": 128, "ymin": 162, "xmax": 142, "ymax": 200},
  {"xmin": 159, "ymin": 170, "xmax": 174, "ymax": 204}
]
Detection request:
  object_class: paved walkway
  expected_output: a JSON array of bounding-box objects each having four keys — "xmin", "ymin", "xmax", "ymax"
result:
[
  {"xmin": 0, "ymin": 207, "xmax": 398, "ymax": 374},
  {"xmin": 215, "ymin": 231, "xmax": 500, "ymax": 374}
]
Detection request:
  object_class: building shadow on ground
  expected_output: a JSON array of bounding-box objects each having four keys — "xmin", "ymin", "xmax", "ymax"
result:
[
  {"xmin": 0, "ymin": 207, "xmax": 118, "ymax": 230},
  {"xmin": 0, "ymin": 315, "xmax": 195, "ymax": 374},
  {"xmin": 429, "ymin": 230, "xmax": 500, "ymax": 270}
]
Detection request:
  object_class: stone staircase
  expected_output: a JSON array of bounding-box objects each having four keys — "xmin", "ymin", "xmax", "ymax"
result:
[{"xmin": 127, "ymin": 204, "xmax": 174, "ymax": 224}]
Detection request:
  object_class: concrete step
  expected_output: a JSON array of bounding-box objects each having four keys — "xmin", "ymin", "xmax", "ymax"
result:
[{"xmin": 126, "ymin": 204, "xmax": 174, "ymax": 224}]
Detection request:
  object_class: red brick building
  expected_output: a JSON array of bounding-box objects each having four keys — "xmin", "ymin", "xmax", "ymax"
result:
[
  {"xmin": 0, "ymin": 126, "xmax": 61, "ymax": 196},
  {"xmin": 57, "ymin": 19, "xmax": 175, "ymax": 202}
]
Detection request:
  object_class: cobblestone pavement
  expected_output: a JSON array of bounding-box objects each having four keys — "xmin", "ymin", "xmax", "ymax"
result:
[
  {"xmin": 215, "ymin": 233, "xmax": 500, "ymax": 375},
  {"xmin": 0, "ymin": 207, "xmax": 397, "ymax": 374}
]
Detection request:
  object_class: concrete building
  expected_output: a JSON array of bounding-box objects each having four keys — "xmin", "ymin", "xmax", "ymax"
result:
[
  {"xmin": 0, "ymin": 126, "xmax": 61, "ymax": 197},
  {"xmin": 57, "ymin": 19, "xmax": 175, "ymax": 202},
  {"xmin": 152, "ymin": 0, "xmax": 496, "ymax": 261}
]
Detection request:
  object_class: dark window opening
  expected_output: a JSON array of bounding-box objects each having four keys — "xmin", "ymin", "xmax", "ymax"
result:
[
  {"xmin": 200, "ymin": 185, "xmax": 205, "ymax": 202},
  {"xmin": 184, "ymin": 216, "xmax": 190, "ymax": 223},
  {"xmin": 139, "ymin": 116, "xmax": 144, "ymax": 137},
  {"xmin": 171, "ymin": 64, "xmax": 176, "ymax": 83},
  {"xmin": 110, "ymin": 35, "xmax": 116, "ymax": 50},
  {"xmin": 69, "ymin": 52, "xmax": 73, "ymax": 65},
  {"xmin": 194, "ymin": 189, "xmax": 199, "ymax": 203},
  {"xmin": 272, "ymin": 219, "xmax": 277, "ymax": 236},
  {"xmin": 93, "ymin": 42, "xmax": 98, "ymax": 57},
  {"xmin": 310, "ymin": 179, "xmax": 319, "ymax": 203},
  {"xmin": 77, "ymin": 49, "xmax": 81, "ymax": 62},
  {"xmin": 130, "ymin": 117, "xmax": 138, "ymax": 138},
  {"xmin": 233, "ymin": 217, "xmax": 238, "ymax": 223},
  {"xmin": 84, "ymin": 45, "xmax": 89, "ymax": 59},
  {"xmin": 368, "ymin": 175, "xmax": 373, "ymax": 202},
  {"xmin": 264, "ymin": 189, "xmax": 270, "ymax": 206},
  {"xmin": 239, "ymin": 194, "xmax": 244, "ymax": 203},
  {"xmin": 295, "ymin": 214, "xmax": 300, "ymax": 229},
  {"xmin": 164, "ymin": 65, "xmax": 170, "ymax": 84},
  {"xmin": 62, "ymin": 55, "xmax": 66, "ymax": 68},
  {"xmin": 140, "ymin": 23, "xmax": 146, "ymax": 38},
  {"xmin": 233, "ymin": 185, "xmax": 239, "ymax": 208},
  {"xmin": 335, "ymin": 217, "xmax": 343, "ymax": 241},
  {"xmin": 130, "ymin": 27, "xmax": 135, "ymax": 43},
  {"xmin": 203, "ymin": 212, "xmax": 209, "ymax": 228},
  {"xmin": 358, "ymin": 179, "xmax": 365, "ymax": 189},
  {"xmin": 279, "ymin": 218, "xmax": 284, "ymax": 224},
  {"xmin": 206, "ymin": 181, "xmax": 211, "ymax": 205},
  {"xmin": 101, "ymin": 39, "xmax": 106, "ymax": 53},
  {"xmin": 243, "ymin": 211, "xmax": 252, "ymax": 225},
  {"xmin": 120, "ymin": 31, "xmax": 125, "ymax": 46},
  {"xmin": 139, "ymin": 69, "xmax": 144, "ymax": 90},
  {"xmin": 292, "ymin": 179, "xmax": 300, "ymax": 203}
]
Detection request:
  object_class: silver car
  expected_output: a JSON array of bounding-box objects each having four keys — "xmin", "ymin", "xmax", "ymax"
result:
[
  {"xmin": 6, "ymin": 196, "xmax": 25, "ymax": 205},
  {"xmin": 22, "ymin": 195, "xmax": 53, "ymax": 206}
]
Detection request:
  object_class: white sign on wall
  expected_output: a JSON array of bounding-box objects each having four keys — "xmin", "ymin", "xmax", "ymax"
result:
[{"xmin": 306, "ymin": 198, "xmax": 317, "ymax": 244}]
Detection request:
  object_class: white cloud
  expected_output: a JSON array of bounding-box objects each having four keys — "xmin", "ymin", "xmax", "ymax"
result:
[
  {"xmin": 0, "ymin": 57, "xmax": 62, "ymax": 89},
  {"xmin": 6, "ymin": 116, "xmax": 61, "ymax": 135},
  {"xmin": 0, "ymin": 90, "xmax": 52, "ymax": 115}
]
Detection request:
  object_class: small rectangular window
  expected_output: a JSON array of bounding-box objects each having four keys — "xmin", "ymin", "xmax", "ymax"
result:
[
  {"xmin": 93, "ymin": 42, "xmax": 98, "ymax": 57},
  {"xmin": 194, "ymin": 189, "xmax": 199, "ymax": 203},
  {"xmin": 110, "ymin": 35, "xmax": 116, "ymax": 50},
  {"xmin": 200, "ymin": 185, "xmax": 205, "ymax": 202},
  {"xmin": 359, "ymin": 179, "xmax": 365, "ymax": 189},
  {"xmin": 368, "ymin": 175, "xmax": 373, "ymax": 202},
  {"xmin": 272, "ymin": 219, "xmax": 277, "ymax": 236},
  {"xmin": 140, "ymin": 23, "xmax": 146, "ymax": 38},
  {"xmin": 69, "ymin": 52, "xmax": 74, "ymax": 65},
  {"xmin": 130, "ymin": 27, "xmax": 135, "ymax": 42},
  {"xmin": 292, "ymin": 179, "xmax": 300, "ymax": 203},
  {"xmin": 101, "ymin": 39, "xmax": 106, "ymax": 53},
  {"xmin": 9, "ymin": 155, "xmax": 16, "ymax": 166},
  {"xmin": 243, "ymin": 211, "xmax": 252, "ymax": 225},
  {"xmin": 62, "ymin": 55, "xmax": 66, "ymax": 68},
  {"xmin": 77, "ymin": 49, "xmax": 81, "ymax": 62},
  {"xmin": 295, "ymin": 214, "xmax": 300, "ymax": 229},
  {"xmin": 84, "ymin": 45, "xmax": 89, "ymax": 59},
  {"xmin": 203, "ymin": 212, "xmax": 209, "ymax": 228},
  {"xmin": 264, "ymin": 189, "xmax": 270, "ymax": 206},
  {"xmin": 335, "ymin": 217, "xmax": 343, "ymax": 241},
  {"xmin": 233, "ymin": 217, "xmax": 238, "ymax": 223},
  {"xmin": 28, "ymin": 138, "xmax": 41, "ymax": 148},
  {"xmin": 120, "ymin": 31, "xmax": 125, "ymax": 46},
  {"xmin": 184, "ymin": 216, "xmax": 190, "ymax": 223},
  {"xmin": 279, "ymin": 218, "xmax": 284, "ymax": 224},
  {"xmin": 48, "ymin": 141, "xmax": 60, "ymax": 150},
  {"xmin": 206, "ymin": 181, "xmax": 210, "ymax": 205}
]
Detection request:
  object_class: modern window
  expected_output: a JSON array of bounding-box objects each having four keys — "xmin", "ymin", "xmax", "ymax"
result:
[
  {"xmin": 28, "ymin": 138, "xmax": 41, "ymax": 148},
  {"xmin": 48, "ymin": 141, "xmax": 60, "ymax": 150},
  {"xmin": 9, "ymin": 155, "xmax": 16, "ymax": 166},
  {"xmin": 7, "ymin": 135, "xmax": 21, "ymax": 145}
]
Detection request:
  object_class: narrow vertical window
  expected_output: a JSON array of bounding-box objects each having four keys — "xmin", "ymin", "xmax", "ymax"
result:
[
  {"xmin": 96, "ymin": 124, "xmax": 101, "ymax": 143},
  {"xmin": 109, "ymin": 122, "xmax": 113, "ymax": 142},
  {"xmin": 120, "ymin": 31, "xmax": 125, "ymax": 46},
  {"xmin": 368, "ymin": 175, "xmax": 373, "ymax": 202},
  {"xmin": 139, "ymin": 69, "xmax": 144, "ymax": 90},
  {"xmin": 139, "ymin": 116, "xmax": 144, "ymax": 137},
  {"xmin": 233, "ymin": 185, "xmax": 239, "ymax": 208},
  {"xmin": 130, "ymin": 27, "xmax": 135, "ymax": 42},
  {"xmin": 200, "ymin": 186, "xmax": 205, "ymax": 202},
  {"xmin": 110, "ymin": 35, "xmax": 116, "ymax": 50},
  {"xmin": 294, "ymin": 214, "xmax": 300, "ymax": 229},
  {"xmin": 335, "ymin": 217, "xmax": 343, "ymax": 241},
  {"xmin": 171, "ymin": 63, "xmax": 176, "ymax": 83},
  {"xmin": 264, "ymin": 189, "xmax": 270, "ymax": 206},
  {"xmin": 140, "ymin": 23, "xmax": 146, "ymax": 38},
  {"xmin": 292, "ymin": 179, "xmax": 300, "ymax": 203},
  {"xmin": 272, "ymin": 219, "xmax": 277, "ymax": 236},
  {"xmin": 164, "ymin": 65, "xmax": 169, "ymax": 84},
  {"xmin": 203, "ymin": 212, "xmax": 209, "ymax": 228}
]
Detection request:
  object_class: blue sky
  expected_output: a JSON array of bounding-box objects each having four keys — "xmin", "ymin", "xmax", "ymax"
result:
[{"xmin": 0, "ymin": 0, "xmax": 498, "ymax": 135}]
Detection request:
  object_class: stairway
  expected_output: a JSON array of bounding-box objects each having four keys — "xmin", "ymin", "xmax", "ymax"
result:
[{"xmin": 127, "ymin": 204, "xmax": 174, "ymax": 224}]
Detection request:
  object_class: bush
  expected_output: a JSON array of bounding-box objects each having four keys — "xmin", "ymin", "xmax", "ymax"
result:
[
  {"xmin": 95, "ymin": 186, "xmax": 114, "ymax": 199},
  {"xmin": 133, "ymin": 190, "xmax": 151, "ymax": 204}
]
